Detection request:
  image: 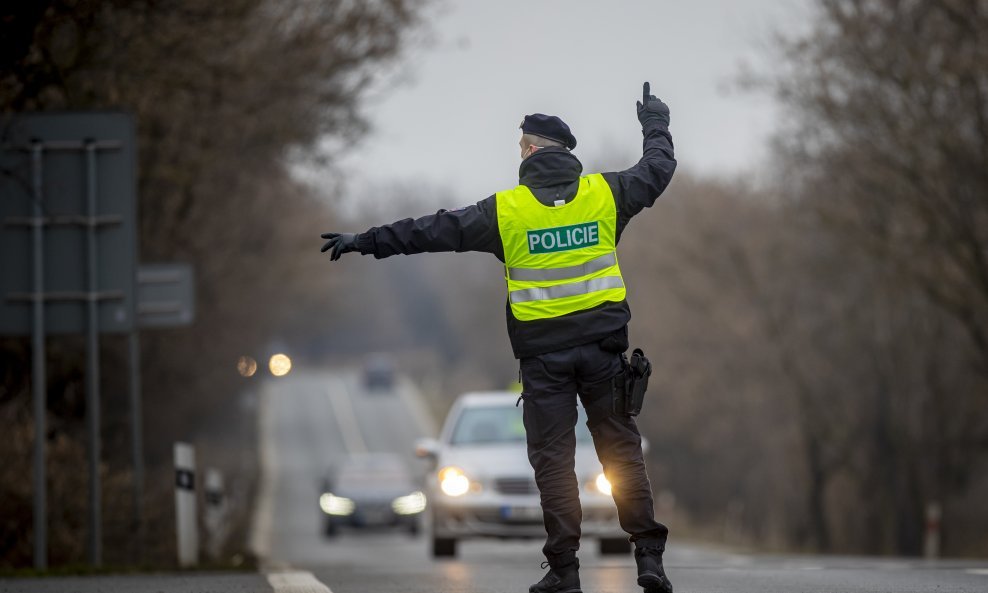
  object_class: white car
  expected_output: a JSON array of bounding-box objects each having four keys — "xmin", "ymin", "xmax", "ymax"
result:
[{"xmin": 416, "ymin": 391, "xmax": 628, "ymax": 558}]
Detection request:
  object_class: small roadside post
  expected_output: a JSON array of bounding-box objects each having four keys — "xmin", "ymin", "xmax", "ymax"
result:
[
  {"xmin": 174, "ymin": 442, "xmax": 199, "ymax": 567},
  {"xmin": 204, "ymin": 468, "xmax": 229, "ymax": 560}
]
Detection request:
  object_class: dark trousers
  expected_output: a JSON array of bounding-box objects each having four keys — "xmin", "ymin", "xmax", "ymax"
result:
[{"xmin": 520, "ymin": 341, "xmax": 668, "ymax": 567}]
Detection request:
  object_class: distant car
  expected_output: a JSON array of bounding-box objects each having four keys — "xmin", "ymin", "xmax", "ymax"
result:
[
  {"xmin": 319, "ymin": 453, "xmax": 425, "ymax": 537},
  {"xmin": 415, "ymin": 391, "xmax": 627, "ymax": 558},
  {"xmin": 363, "ymin": 354, "xmax": 395, "ymax": 391}
]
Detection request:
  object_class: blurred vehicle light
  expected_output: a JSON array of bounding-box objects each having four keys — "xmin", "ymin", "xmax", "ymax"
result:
[
  {"xmin": 319, "ymin": 493, "xmax": 355, "ymax": 516},
  {"xmin": 439, "ymin": 466, "xmax": 470, "ymax": 497},
  {"xmin": 269, "ymin": 353, "xmax": 292, "ymax": 377},
  {"xmin": 391, "ymin": 491, "xmax": 427, "ymax": 515},
  {"xmin": 237, "ymin": 355, "xmax": 257, "ymax": 377}
]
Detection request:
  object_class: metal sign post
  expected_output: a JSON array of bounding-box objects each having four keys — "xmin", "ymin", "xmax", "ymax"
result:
[
  {"xmin": 127, "ymin": 328, "xmax": 145, "ymax": 563},
  {"xmin": 129, "ymin": 262, "xmax": 195, "ymax": 563},
  {"xmin": 83, "ymin": 142, "xmax": 102, "ymax": 565},
  {"xmin": 1, "ymin": 113, "xmax": 138, "ymax": 569},
  {"xmin": 29, "ymin": 142, "xmax": 47, "ymax": 571},
  {"xmin": 3, "ymin": 114, "xmax": 199, "ymax": 570}
]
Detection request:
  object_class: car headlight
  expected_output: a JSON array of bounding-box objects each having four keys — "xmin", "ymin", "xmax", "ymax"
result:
[
  {"xmin": 319, "ymin": 493, "xmax": 355, "ymax": 516},
  {"xmin": 392, "ymin": 491, "xmax": 427, "ymax": 515},
  {"xmin": 438, "ymin": 466, "xmax": 471, "ymax": 497},
  {"xmin": 594, "ymin": 473, "xmax": 613, "ymax": 496}
]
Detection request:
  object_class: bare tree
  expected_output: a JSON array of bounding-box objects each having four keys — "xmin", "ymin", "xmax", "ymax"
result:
[
  {"xmin": 771, "ymin": 0, "xmax": 988, "ymax": 373},
  {"xmin": 0, "ymin": 0, "xmax": 427, "ymax": 567}
]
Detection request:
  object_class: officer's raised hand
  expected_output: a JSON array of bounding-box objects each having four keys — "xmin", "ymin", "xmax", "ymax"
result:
[
  {"xmin": 320, "ymin": 232, "xmax": 359, "ymax": 261},
  {"xmin": 636, "ymin": 82, "xmax": 670, "ymax": 128}
]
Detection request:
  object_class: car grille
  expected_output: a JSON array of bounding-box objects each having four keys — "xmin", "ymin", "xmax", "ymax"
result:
[
  {"xmin": 494, "ymin": 477, "xmax": 538, "ymax": 495},
  {"xmin": 357, "ymin": 502, "xmax": 390, "ymax": 514}
]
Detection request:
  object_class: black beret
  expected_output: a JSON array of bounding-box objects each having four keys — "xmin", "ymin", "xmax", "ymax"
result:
[{"xmin": 519, "ymin": 113, "xmax": 577, "ymax": 150}]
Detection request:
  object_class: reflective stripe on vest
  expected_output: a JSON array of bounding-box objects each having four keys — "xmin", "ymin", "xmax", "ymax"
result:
[
  {"xmin": 508, "ymin": 251, "xmax": 618, "ymax": 282},
  {"xmin": 508, "ymin": 275, "xmax": 626, "ymax": 304},
  {"xmin": 495, "ymin": 173, "xmax": 626, "ymax": 322}
]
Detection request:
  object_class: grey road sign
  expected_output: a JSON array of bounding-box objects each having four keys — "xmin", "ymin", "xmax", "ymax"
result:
[
  {"xmin": 0, "ymin": 112, "xmax": 138, "ymax": 569},
  {"xmin": 138, "ymin": 264, "xmax": 195, "ymax": 328},
  {"xmin": 0, "ymin": 112, "xmax": 137, "ymax": 335}
]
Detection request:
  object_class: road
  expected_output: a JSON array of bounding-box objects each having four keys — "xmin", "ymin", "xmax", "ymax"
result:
[
  {"xmin": 253, "ymin": 369, "xmax": 988, "ymax": 593},
  {"xmin": 251, "ymin": 368, "xmax": 437, "ymax": 567},
  {"xmin": 3, "ymin": 367, "xmax": 987, "ymax": 593}
]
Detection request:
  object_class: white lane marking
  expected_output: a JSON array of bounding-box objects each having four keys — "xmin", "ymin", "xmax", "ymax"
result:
[
  {"xmin": 967, "ymin": 568, "xmax": 988, "ymax": 575},
  {"xmin": 267, "ymin": 571, "xmax": 333, "ymax": 592},
  {"xmin": 250, "ymin": 387, "xmax": 275, "ymax": 562},
  {"xmin": 326, "ymin": 378, "xmax": 368, "ymax": 453}
]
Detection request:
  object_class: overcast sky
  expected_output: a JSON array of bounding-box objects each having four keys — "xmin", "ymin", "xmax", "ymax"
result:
[{"xmin": 329, "ymin": 0, "xmax": 813, "ymax": 208}]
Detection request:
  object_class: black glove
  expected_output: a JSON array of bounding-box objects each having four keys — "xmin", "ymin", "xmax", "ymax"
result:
[
  {"xmin": 636, "ymin": 82, "xmax": 670, "ymax": 128},
  {"xmin": 320, "ymin": 232, "xmax": 359, "ymax": 261}
]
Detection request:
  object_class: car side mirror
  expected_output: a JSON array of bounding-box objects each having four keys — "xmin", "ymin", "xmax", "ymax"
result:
[{"xmin": 415, "ymin": 438, "xmax": 440, "ymax": 460}]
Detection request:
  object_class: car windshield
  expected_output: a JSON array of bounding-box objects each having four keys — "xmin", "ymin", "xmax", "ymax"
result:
[
  {"xmin": 337, "ymin": 455, "xmax": 410, "ymax": 487},
  {"xmin": 450, "ymin": 404, "xmax": 592, "ymax": 445}
]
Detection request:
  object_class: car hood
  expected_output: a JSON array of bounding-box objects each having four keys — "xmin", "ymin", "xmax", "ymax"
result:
[
  {"xmin": 437, "ymin": 443, "xmax": 603, "ymax": 480},
  {"xmin": 331, "ymin": 484, "xmax": 418, "ymax": 503}
]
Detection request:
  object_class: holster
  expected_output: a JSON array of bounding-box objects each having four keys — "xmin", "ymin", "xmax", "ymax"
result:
[{"xmin": 612, "ymin": 348, "xmax": 652, "ymax": 417}]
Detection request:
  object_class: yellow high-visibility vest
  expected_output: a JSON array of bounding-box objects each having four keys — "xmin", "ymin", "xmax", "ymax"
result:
[{"xmin": 496, "ymin": 173, "xmax": 626, "ymax": 321}]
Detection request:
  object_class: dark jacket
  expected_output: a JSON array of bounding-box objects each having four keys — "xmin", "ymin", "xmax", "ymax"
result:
[{"xmin": 355, "ymin": 119, "xmax": 676, "ymax": 359}]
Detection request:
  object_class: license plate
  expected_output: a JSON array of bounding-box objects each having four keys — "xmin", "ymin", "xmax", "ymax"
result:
[
  {"xmin": 364, "ymin": 510, "xmax": 386, "ymax": 523},
  {"xmin": 500, "ymin": 505, "xmax": 542, "ymax": 521}
]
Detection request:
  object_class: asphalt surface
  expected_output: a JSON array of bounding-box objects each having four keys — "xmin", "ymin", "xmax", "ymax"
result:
[
  {"xmin": 3, "ymin": 368, "xmax": 987, "ymax": 592},
  {"xmin": 252, "ymin": 369, "xmax": 436, "ymax": 567},
  {"xmin": 0, "ymin": 573, "xmax": 284, "ymax": 593},
  {"xmin": 257, "ymin": 369, "xmax": 988, "ymax": 593}
]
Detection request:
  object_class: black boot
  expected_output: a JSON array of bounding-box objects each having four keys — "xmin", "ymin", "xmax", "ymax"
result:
[
  {"xmin": 635, "ymin": 545, "xmax": 673, "ymax": 593},
  {"xmin": 529, "ymin": 558, "xmax": 582, "ymax": 593}
]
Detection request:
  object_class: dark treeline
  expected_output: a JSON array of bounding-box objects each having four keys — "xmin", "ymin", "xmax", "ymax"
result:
[
  {"xmin": 635, "ymin": 0, "xmax": 988, "ymax": 555},
  {"xmin": 1, "ymin": 0, "xmax": 426, "ymax": 568}
]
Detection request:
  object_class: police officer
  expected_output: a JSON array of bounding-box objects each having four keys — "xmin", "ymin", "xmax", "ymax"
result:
[{"xmin": 320, "ymin": 82, "xmax": 676, "ymax": 593}]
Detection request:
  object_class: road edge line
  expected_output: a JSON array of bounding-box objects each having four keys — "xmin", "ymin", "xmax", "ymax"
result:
[
  {"xmin": 249, "ymin": 385, "xmax": 275, "ymax": 563},
  {"xmin": 266, "ymin": 571, "xmax": 333, "ymax": 593}
]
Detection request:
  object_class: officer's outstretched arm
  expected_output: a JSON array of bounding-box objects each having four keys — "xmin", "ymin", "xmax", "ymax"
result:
[{"xmin": 319, "ymin": 198, "xmax": 500, "ymax": 260}]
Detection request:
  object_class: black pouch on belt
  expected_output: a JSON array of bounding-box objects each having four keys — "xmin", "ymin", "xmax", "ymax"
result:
[
  {"xmin": 626, "ymin": 348, "xmax": 651, "ymax": 416},
  {"xmin": 613, "ymin": 348, "xmax": 652, "ymax": 417}
]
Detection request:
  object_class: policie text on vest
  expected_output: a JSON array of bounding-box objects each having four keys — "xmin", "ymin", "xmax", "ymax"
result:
[{"xmin": 527, "ymin": 221, "xmax": 600, "ymax": 254}]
